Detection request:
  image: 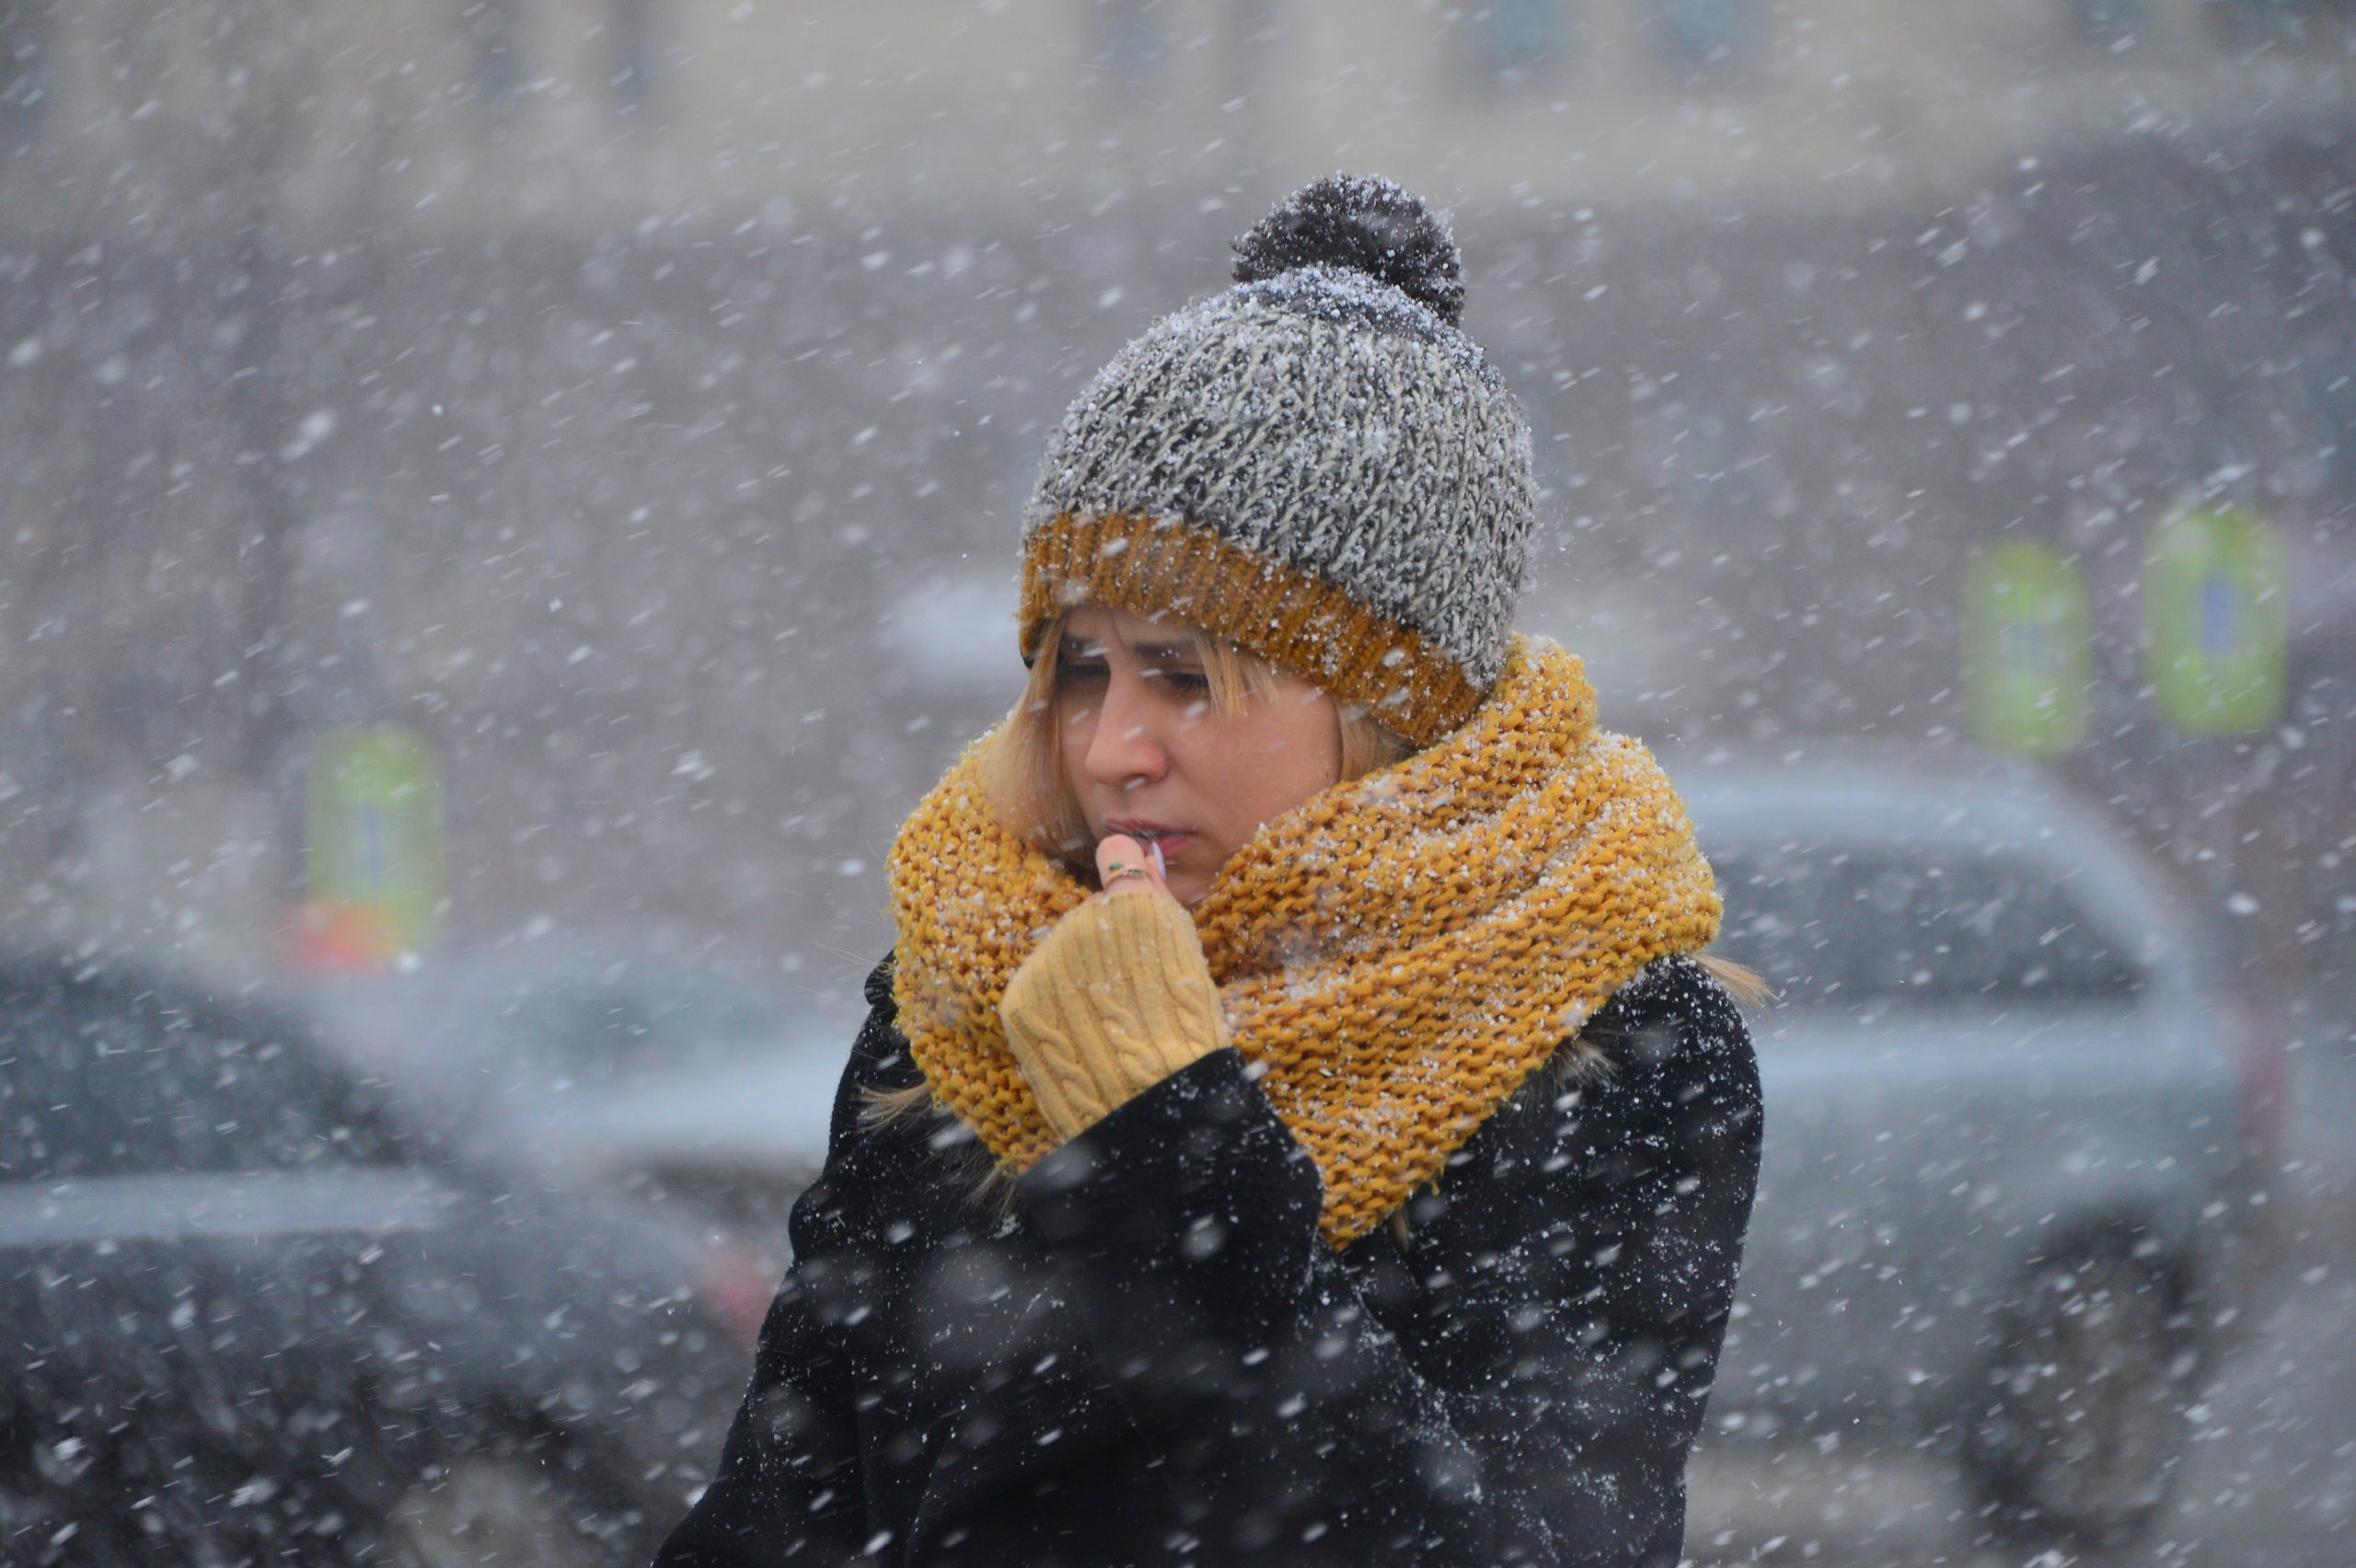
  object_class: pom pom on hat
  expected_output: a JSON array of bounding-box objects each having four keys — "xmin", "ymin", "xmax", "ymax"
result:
[{"xmin": 1230, "ymin": 173, "xmax": 1465, "ymax": 326}]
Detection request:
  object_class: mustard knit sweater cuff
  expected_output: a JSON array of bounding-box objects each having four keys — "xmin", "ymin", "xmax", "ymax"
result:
[{"xmin": 998, "ymin": 892, "xmax": 1231, "ymax": 1141}]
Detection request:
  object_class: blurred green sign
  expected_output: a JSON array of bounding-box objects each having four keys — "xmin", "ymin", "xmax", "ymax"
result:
[
  {"xmin": 306, "ymin": 726, "xmax": 445, "ymax": 961},
  {"xmin": 2144, "ymin": 503, "xmax": 2286, "ymax": 734},
  {"xmin": 1963, "ymin": 541, "xmax": 2089, "ymax": 755}
]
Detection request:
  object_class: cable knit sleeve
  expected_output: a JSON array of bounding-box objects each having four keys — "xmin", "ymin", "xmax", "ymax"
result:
[
  {"xmin": 1013, "ymin": 954, "xmax": 1763, "ymax": 1566},
  {"xmin": 999, "ymin": 892, "xmax": 1230, "ymax": 1140}
]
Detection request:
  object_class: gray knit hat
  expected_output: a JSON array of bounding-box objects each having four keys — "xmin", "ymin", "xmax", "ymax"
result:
[{"xmin": 1018, "ymin": 174, "xmax": 1539, "ymax": 746}]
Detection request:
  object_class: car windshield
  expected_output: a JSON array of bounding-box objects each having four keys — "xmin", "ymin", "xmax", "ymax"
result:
[
  {"xmin": 1709, "ymin": 845, "xmax": 2145, "ymax": 1006},
  {"xmin": 0, "ymin": 971, "xmax": 413, "ymax": 1182},
  {"xmin": 465, "ymin": 966, "xmax": 789, "ymax": 1076}
]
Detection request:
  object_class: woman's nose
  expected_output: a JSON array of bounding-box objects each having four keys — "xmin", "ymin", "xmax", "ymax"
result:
[{"xmin": 1081, "ymin": 676, "xmax": 1171, "ymax": 788}]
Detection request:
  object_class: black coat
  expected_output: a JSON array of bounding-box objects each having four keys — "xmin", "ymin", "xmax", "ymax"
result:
[{"xmin": 656, "ymin": 951, "xmax": 1761, "ymax": 1567}]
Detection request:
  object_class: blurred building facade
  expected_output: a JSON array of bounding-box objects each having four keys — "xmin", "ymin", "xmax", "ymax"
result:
[
  {"xmin": 0, "ymin": 0, "xmax": 2347, "ymax": 1025},
  {"xmin": 6, "ymin": 0, "xmax": 2355, "ymax": 232}
]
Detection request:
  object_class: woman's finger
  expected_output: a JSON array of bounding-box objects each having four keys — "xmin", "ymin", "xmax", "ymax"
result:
[{"xmin": 1094, "ymin": 833, "xmax": 1169, "ymax": 898}]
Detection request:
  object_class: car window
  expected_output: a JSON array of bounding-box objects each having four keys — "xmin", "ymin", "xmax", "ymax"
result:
[
  {"xmin": 0, "ymin": 970, "xmax": 413, "ymax": 1182},
  {"xmin": 491, "ymin": 971, "xmax": 783, "ymax": 1074},
  {"xmin": 1709, "ymin": 845, "xmax": 2144, "ymax": 1006}
]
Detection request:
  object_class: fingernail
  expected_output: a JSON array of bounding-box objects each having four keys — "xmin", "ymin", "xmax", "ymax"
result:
[{"xmin": 1149, "ymin": 840, "xmax": 1165, "ymax": 878}]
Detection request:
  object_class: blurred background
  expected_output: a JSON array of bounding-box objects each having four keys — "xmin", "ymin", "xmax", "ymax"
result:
[{"xmin": 0, "ymin": 0, "xmax": 2350, "ymax": 1562}]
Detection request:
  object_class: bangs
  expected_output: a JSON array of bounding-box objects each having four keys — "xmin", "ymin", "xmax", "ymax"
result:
[{"xmin": 980, "ymin": 609, "xmax": 1414, "ymax": 873}]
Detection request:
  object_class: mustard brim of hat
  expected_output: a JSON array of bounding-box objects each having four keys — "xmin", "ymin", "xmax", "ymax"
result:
[{"xmin": 1019, "ymin": 511, "xmax": 1484, "ymax": 748}]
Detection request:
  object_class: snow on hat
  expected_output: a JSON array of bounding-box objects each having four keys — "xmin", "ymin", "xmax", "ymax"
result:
[{"xmin": 1017, "ymin": 173, "xmax": 1540, "ymax": 747}]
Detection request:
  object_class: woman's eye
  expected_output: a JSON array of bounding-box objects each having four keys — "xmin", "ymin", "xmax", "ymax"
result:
[
  {"xmin": 1056, "ymin": 660, "xmax": 1108, "ymax": 687},
  {"xmin": 1151, "ymin": 668, "xmax": 1210, "ymax": 692}
]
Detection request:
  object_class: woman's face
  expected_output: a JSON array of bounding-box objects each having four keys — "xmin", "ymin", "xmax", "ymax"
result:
[{"xmin": 1054, "ymin": 605, "xmax": 1342, "ymax": 906}]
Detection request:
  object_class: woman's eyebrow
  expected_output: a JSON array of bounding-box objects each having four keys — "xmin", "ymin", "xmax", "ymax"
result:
[{"xmin": 1057, "ymin": 633, "xmax": 1200, "ymax": 663}]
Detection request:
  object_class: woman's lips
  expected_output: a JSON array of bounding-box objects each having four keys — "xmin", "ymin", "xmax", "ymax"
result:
[{"xmin": 1106, "ymin": 824, "xmax": 1195, "ymax": 858}]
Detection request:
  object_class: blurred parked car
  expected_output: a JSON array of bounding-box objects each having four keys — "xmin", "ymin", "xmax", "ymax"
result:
[
  {"xmin": 0, "ymin": 955, "xmax": 768, "ymax": 1566},
  {"xmin": 1680, "ymin": 751, "xmax": 2283, "ymax": 1550},
  {"xmin": 294, "ymin": 939, "xmax": 863, "ymax": 1251}
]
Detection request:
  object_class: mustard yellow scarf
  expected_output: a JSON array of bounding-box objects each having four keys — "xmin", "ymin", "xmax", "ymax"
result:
[{"xmin": 886, "ymin": 635, "xmax": 1721, "ymax": 1248}]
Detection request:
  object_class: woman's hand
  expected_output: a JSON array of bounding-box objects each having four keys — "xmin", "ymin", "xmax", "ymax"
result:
[
  {"xmin": 1091, "ymin": 831, "xmax": 1170, "ymax": 904},
  {"xmin": 999, "ymin": 835, "xmax": 1230, "ymax": 1140}
]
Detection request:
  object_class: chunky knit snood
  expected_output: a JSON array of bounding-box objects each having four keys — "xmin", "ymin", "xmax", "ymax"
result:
[{"xmin": 885, "ymin": 635, "xmax": 1722, "ymax": 1248}]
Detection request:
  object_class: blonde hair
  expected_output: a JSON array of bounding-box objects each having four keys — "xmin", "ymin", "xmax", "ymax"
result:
[{"xmin": 978, "ymin": 610, "xmax": 1415, "ymax": 877}]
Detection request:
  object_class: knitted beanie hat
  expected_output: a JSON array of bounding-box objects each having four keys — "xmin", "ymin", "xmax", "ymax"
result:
[{"xmin": 1018, "ymin": 174, "xmax": 1540, "ymax": 747}]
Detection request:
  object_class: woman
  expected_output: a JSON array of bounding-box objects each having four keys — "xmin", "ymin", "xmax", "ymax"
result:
[{"xmin": 657, "ymin": 175, "xmax": 1763, "ymax": 1567}]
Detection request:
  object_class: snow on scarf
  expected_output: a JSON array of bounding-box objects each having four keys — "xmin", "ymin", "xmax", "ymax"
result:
[{"xmin": 885, "ymin": 634, "xmax": 1722, "ymax": 1248}]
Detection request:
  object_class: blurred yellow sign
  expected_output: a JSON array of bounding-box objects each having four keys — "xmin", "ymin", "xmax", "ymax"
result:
[
  {"xmin": 1963, "ymin": 541, "xmax": 2089, "ymax": 755},
  {"xmin": 301, "ymin": 726, "xmax": 445, "ymax": 968},
  {"xmin": 2144, "ymin": 503, "xmax": 2287, "ymax": 734}
]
